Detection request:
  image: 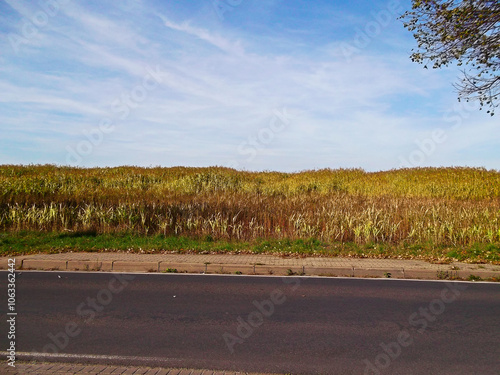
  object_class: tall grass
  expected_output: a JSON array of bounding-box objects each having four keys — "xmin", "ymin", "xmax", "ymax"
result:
[{"xmin": 1, "ymin": 165, "xmax": 500, "ymax": 249}]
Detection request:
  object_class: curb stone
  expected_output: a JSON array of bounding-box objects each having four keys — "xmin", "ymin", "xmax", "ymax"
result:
[{"xmin": 0, "ymin": 253, "xmax": 498, "ymax": 281}]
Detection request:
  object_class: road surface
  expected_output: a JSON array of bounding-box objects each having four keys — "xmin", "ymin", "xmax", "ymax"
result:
[{"xmin": 1, "ymin": 272, "xmax": 499, "ymax": 374}]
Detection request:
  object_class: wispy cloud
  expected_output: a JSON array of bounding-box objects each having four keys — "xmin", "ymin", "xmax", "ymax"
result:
[
  {"xmin": 159, "ymin": 14, "xmax": 245, "ymax": 55},
  {"xmin": 0, "ymin": 0, "xmax": 496, "ymax": 171}
]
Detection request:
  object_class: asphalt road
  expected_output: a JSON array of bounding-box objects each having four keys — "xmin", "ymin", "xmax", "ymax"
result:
[{"xmin": 1, "ymin": 272, "xmax": 499, "ymax": 375}]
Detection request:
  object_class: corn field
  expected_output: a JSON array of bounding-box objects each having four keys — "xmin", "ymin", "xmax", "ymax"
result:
[{"xmin": 1, "ymin": 165, "xmax": 500, "ymax": 247}]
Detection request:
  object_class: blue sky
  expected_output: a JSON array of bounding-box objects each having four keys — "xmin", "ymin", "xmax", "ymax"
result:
[{"xmin": 1, "ymin": 0, "xmax": 498, "ymax": 172}]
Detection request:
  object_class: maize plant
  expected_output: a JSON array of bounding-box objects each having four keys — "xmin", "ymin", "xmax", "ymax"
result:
[{"xmin": 0, "ymin": 165, "xmax": 499, "ymax": 248}]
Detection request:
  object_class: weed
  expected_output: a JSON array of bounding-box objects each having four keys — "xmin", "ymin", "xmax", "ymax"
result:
[
  {"xmin": 467, "ymin": 274, "xmax": 483, "ymax": 281},
  {"xmin": 437, "ymin": 271, "xmax": 451, "ymax": 280},
  {"xmin": 163, "ymin": 268, "xmax": 178, "ymax": 273}
]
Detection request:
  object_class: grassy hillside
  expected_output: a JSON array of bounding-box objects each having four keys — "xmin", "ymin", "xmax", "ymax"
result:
[{"xmin": 1, "ymin": 165, "xmax": 500, "ymax": 263}]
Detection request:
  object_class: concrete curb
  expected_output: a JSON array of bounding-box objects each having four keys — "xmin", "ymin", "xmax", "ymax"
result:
[
  {"xmin": 22, "ymin": 259, "xmax": 68, "ymax": 271},
  {"xmin": 2, "ymin": 258, "xmax": 498, "ymax": 281}
]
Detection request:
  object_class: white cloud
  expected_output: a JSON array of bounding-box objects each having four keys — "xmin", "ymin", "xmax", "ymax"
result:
[{"xmin": 159, "ymin": 14, "xmax": 245, "ymax": 55}]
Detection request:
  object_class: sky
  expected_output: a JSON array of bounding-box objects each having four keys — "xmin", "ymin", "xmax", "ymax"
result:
[{"xmin": 0, "ymin": 0, "xmax": 498, "ymax": 172}]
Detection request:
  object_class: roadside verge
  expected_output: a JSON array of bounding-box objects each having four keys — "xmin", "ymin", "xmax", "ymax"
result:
[{"xmin": 1, "ymin": 253, "xmax": 499, "ymax": 281}]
